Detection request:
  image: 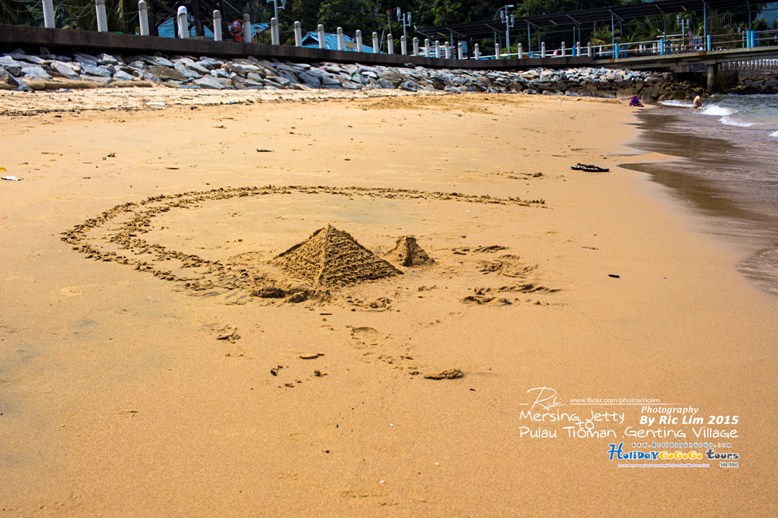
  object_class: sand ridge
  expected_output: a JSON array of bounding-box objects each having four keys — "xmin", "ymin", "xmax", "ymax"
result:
[{"xmin": 60, "ymin": 184, "xmax": 546, "ymax": 305}]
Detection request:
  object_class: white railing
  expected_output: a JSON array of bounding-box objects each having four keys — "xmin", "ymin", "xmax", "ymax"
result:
[{"xmin": 18, "ymin": 2, "xmax": 778, "ymax": 62}]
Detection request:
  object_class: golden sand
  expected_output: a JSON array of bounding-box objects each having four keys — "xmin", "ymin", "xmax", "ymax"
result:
[{"xmin": 0, "ymin": 89, "xmax": 775, "ymax": 515}]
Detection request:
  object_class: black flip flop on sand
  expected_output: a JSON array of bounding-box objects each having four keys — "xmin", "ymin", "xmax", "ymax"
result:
[{"xmin": 571, "ymin": 163, "xmax": 610, "ymax": 173}]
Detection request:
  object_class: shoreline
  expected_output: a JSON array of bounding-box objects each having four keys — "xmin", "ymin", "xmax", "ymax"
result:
[
  {"xmin": 624, "ymin": 105, "xmax": 778, "ymax": 296},
  {"xmin": 1, "ymin": 91, "xmax": 776, "ymax": 515}
]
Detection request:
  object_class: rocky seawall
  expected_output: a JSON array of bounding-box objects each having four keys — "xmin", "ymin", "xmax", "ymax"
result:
[{"xmin": 1, "ymin": 48, "xmax": 698, "ymax": 100}]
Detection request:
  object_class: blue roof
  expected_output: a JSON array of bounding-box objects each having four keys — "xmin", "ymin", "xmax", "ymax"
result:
[
  {"xmin": 156, "ymin": 18, "xmax": 260, "ymax": 39},
  {"xmin": 157, "ymin": 18, "xmax": 197, "ymax": 38},
  {"xmin": 301, "ymin": 32, "xmax": 376, "ymax": 53}
]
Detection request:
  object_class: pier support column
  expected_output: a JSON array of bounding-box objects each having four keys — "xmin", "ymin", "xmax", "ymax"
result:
[
  {"xmin": 138, "ymin": 1, "xmax": 150, "ymax": 36},
  {"xmin": 271, "ymin": 17, "xmax": 279, "ymax": 45},
  {"xmin": 318, "ymin": 24, "xmax": 325, "ymax": 49},
  {"xmin": 213, "ymin": 10, "xmax": 222, "ymax": 41},
  {"xmin": 294, "ymin": 21, "xmax": 302, "ymax": 47},
  {"xmin": 96, "ymin": 0, "xmax": 108, "ymax": 33},
  {"xmin": 707, "ymin": 63, "xmax": 718, "ymax": 93},
  {"xmin": 387, "ymin": 34, "xmax": 394, "ymax": 54},
  {"xmin": 336, "ymin": 27, "xmax": 344, "ymax": 51},
  {"xmin": 412, "ymin": 37, "xmax": 419, "ymax": 56},
  {"xmin": 372, "ymin": 32, "xmax": 379, "ymax": 53},
  {"xmin": 355, "ymin": 30, "xmax": 362, "ymax": 52},
  {"xmin": 177, "ymin": 6, "xmax": 188, "ymax": 38},
  {"xmin": 42, "ymin": 0, "xmax": 55, "ymax": 28},
  {"xmin": 242, "ymin": 14, "xmax": 251, "ymax": 43}
]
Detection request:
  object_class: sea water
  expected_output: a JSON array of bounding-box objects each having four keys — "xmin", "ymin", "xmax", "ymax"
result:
[{"xmin": 628, "ymin": 94, "xmax": 778, "ymax": 296}]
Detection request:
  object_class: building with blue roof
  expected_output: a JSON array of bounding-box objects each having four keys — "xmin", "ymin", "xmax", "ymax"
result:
[
  {"xmin": 301, "ymin": 32, "xmax": 376, "ymax": 53},
  {"xmin": 156, "ymin": 18, "xmax": 267, "ymax": 40}
]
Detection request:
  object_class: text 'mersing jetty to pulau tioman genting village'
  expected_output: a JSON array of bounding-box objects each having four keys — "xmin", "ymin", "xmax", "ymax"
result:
[{"xmin": 518, "ymin": 387, "xmax": 739, "ymax": 440}]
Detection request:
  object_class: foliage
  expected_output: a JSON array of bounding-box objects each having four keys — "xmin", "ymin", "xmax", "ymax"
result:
[{"xmin": 0, "ymin": 0, "xmax": 771, "ymax": 45}]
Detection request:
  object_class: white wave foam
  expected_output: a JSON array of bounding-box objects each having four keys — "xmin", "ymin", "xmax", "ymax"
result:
[
  {"xmin": 700, "ymin": 105, "xmax": 734, "ymax": 117},
  {"xmin": 660, "ymin": 100, "xmax": 692, "ymax": 108},
  {"xmin": 720, "ymin": 116, "xmax": 753, "ymax": 127},
  {"xmin": 770, "ymin": 130, "xmax": 778, "ymax": 138}
]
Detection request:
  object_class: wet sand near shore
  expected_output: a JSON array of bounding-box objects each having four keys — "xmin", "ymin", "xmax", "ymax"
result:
[
  {"xmin": 625, "ymin": 109, "xmax": 778, "ymax": 296},
  {"xmin": 0, "ymin": 91, "xmax": 776, "ymax": 516}
]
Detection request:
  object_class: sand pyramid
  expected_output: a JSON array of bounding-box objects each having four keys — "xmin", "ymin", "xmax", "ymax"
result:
[
  {"xmin": 273, "ymin": 225, "xmax": 402, "ymax": 288},
  {"xmin": 385, "ymin": 236, "xmax": 435, "ymax": 267}
]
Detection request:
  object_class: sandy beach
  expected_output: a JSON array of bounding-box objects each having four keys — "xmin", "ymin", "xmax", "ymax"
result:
[{"xmin": 1, "ymin": 89, "xmax": 776, "ymax": 516}]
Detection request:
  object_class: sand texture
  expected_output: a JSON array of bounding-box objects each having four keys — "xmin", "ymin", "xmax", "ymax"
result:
[{"xmin": 0, "ymin": 89, "xmax": 776, "ymax": 516}]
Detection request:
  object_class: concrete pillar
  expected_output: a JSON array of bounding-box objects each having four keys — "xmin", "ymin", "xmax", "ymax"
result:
[
  {"xmin": 457, "ymin": 42, "xmax": 464, "ymax": 60},
  {"xmin": 474, "ymin": 43, "xmax": 480, "ymax": 60},
  {"xmin": 424, "ymin": 39, "xmax": 430, "ymax": 57},
  {"xmin": 412, "ymin": 37, "xmax": 419, "ymax": 56},
  {"xmin": 271, "ymin": 17, "xmax": 279, "ymax": 45},
  {"xmin": 707, "ymin": 63, "xmax": 718, "ymax": 93},
  {"xmin": 387, "ymin": 34, "xmax": 394, "ymax": 54},
  {"xmin": 42, "ymin": 0, "xmax": 55, "ymax": 29},
  {"xmin": 518, "ymin": 43, "xmax": 523, "ymax": 59},
  {"xmin": 443, "ymin": 45, "xmax": 449, "ymax": 59},
  {"xmin": 243, "ymin": 14, "xmax": 251, "ymax": 43},
  {"xmin": 355, "ymin": 30, "xmax": 363, "ymax": 52},
  {"xmin": 587, "ymin": 42, "xmax": 592, "ymax": 57},
  {"xmin": 96, "ymin": 0, "xmax": 108, "ymax": 33},
  {"xmin": 138, "ymin": 1, "xmax": 150, "ymax": 36},
  {"xmin": 336, "ymin": 27, "xmax": 344, "ymax": 51},
  {"xmin": 561, "ymin": 41, "xmax": 566, "ymax": 56},
  {"xmin": 401, "ymin": 35, "xmax": 407, "ymax": 56},
  {"xmin": 294, "ymin": 21, "xmax": 302, "ymax": 47},
  {"xmin": 495, "ymin": 42, "xmax": 500, "ymax": 59},
  {"xmin": 372, "ymin": 32, "xmax": 379, "ymax": 54},
  {"xmin": 541, "ymin": 42, "xmax": 546, "ymax": 58},
  {"xmin": 318, "ymin": 24, "xmax": 325, "ymax": 49},
  {"xmin": 434, "ymin": 40, "xmax": 440, "ymax": 58},
  {"xmin": 213, "ymin": 10, "xmax": 222, "ymax": 41},
  {"xmin": 176, "ymin": 6, "xmax": 188, "ymax": 38},
  {"xmin": 575, "ymin": 41, "xmax": 581, "ymax": 57}
]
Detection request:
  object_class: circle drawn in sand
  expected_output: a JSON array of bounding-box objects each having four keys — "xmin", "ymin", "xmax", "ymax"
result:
[{"xmin": 61, "ymin": 185, "xmax": 544, "ymax": 302}]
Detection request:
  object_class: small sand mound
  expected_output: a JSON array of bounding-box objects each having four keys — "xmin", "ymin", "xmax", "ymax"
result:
[
  {"xmin": 385, "ymin": 236, "xmax": 435, "ymax": 267},
  {"xmin": 273, "ymin": 225, "xmax": 401, "ymax": 288}
]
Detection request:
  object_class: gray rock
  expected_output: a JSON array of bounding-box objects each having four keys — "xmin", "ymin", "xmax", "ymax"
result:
[
  {"xmin": 0, "ymin": 68, "xmax": 19, "ymax": 90},
  {"xmin": 194, "ymin": 75, "xmax": 226, "ymax": 89},
  {"xmin": 81, "ymin": 63, "xmax": 113, "ymax": 78},
  {"xmin": 97, "ymin": 53, "xmax": 121, "ymax": 65},
  {"xmin": 297, "ymin": 71, "xmax": 321, "ymax": 87},
  {"xmin": 151, "ymin": 56, "xmax": 174, "ymax": 67},
  {"xmin": 224, "ymin": 62, "xmax": 260, "ymax": 77},
  {"xmin": 321, "ymin": 74, "xmax": 341, "ymax": 87},
  {"xmin": 147, "ymin": 65, "xmax": 186, "ymax": 81},
  {"xmin": 400, "ymin": 80, "xmax": 418, "ymax": 92},
  {"xmin": 9, "ymin": 53, "xmax": 46, "ymax": 65},
  {"xmin": 113, "ymin": 70, "xmax": 136, "ymax": 81},
  {"xmin": 174, "ymin": 63, "xmax": 201, "ymax": 79},
  {"xmin": 197, "ymin": 57, "xmax": 224, "ymax": 70},
  {"xmin": 210, "ymin": 68, "xmax": 230, "ymax": 79},
  {"xmin": 21, "ymin": 65, "xmax": 51, "ymax": 80},
  {"xmin": 73, "ymin": 52, "xmax": 99, "ymax": 66},
  {"xmin": 50, "ymin": 61, "xmax": 80, "ymax": 79}
]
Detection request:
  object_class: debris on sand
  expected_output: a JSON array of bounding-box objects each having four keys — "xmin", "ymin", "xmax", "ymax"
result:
[
  {"xmin": 384, "ymin": 236, "xmax": 435, "ymax": 267},
  {"xmin": 424, "ymin": 369, "xmax": 464, "ymax": 380},
  {"xmin": 273, "ymin": 225, "xmax": 401, "ymax": 288}
]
